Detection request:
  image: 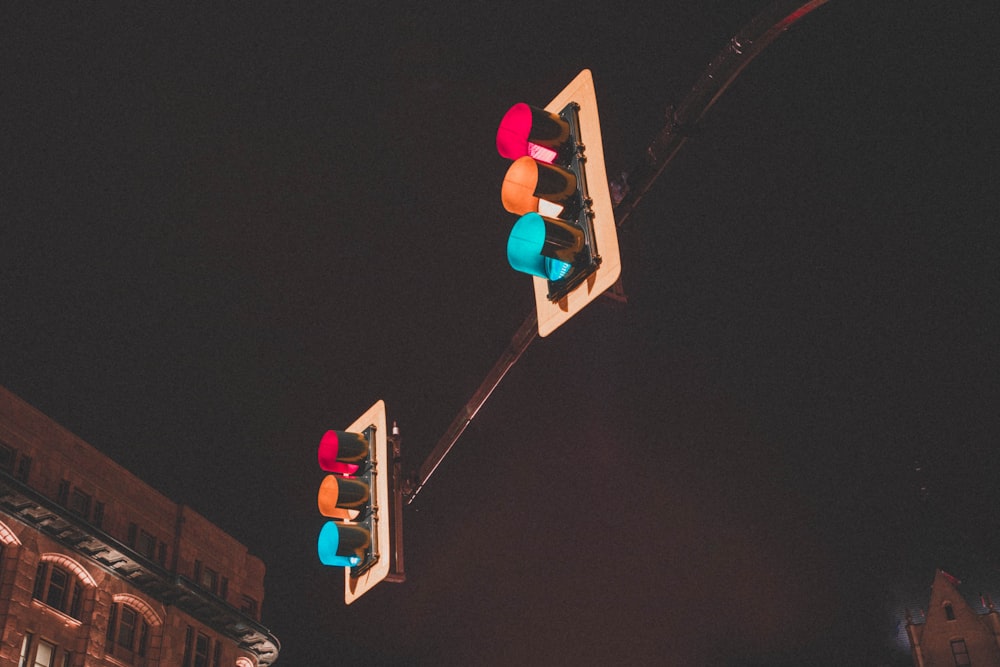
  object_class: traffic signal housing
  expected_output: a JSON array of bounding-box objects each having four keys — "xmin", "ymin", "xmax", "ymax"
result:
[
  {"xmin": 496, "ymin": 69, "xmax": 621, "ymax": 337},
  {"xmin": 316, "ymin": 400, "xmax": 399, "ymax": 604}
]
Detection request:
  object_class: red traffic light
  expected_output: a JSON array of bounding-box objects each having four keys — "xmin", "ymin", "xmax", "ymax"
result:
[
  {"xmin": 496, "ymin": 102, "xmax": 570, "ymax": 164},
  {"xmin": 318, "ymin": 430, "xmax": 368, "ymax": 475}
]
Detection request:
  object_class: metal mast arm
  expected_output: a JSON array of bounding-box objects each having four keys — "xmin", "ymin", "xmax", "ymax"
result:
[
  {"xmin": 612, "ymin": 0, "xmax": 830, "ymax": 227},
  {"xmin": 404, "ymin": 312, "xmax": 538, "ymax": 504}
]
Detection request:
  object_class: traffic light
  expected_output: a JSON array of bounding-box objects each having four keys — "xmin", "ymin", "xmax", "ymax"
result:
[
  {"xmin": 316, "ymin": 399, "xmax": 399, "ymax": 604},
  {"xmin": 496, "ymin": 69, "xmax": 621, "ymax": 337}
]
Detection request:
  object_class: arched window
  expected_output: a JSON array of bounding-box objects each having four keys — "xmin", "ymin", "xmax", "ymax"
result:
[
  {"xmin": 32, "ymin": 561, "xmax": 84, "ymax": 620},
  {"xmin": 944, "ymin": 602, "xmax": 956, "ymax": 620},
  {"xmin": 31, "ymin": 554, "xmax": 95, "ymax": 622},
  {"xmin": 107, "ymin": 602, "xmax": 149, "ymax": 664},
  {"xmin": 107, "ymin": 595, "xmax": 161, "ymax": 666}
]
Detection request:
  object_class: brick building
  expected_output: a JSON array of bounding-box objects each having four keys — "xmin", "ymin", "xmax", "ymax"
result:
[
  {"xmin": 0, "ymin": 385, "xmax": 280, "ymax": 666},
  {"xmin": 906, "ymin": 570, "xmax": 1000, "ymax": 666}
]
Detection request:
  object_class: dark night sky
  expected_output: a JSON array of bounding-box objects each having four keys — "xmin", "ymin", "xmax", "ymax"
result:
[{"xmin": 2, "ymin": 2, "xmax": 998, "ymax": 665}]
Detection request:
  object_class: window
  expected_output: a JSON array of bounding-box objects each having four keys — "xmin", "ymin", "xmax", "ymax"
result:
[
  {"xmin": 93, "ymin": 502, "xmax": 105, "ymax": 529},
  {"xmin": 0, "ymin": 442, "xmax": 14, "ymax": 472},
  {"xmin": 57, "ymin": 482, "xmax": 92, "ymax": 520},
  {"xmin": 33, "ymin": 640, "xmax": 55, "ymax": 667},
  {"xmin": 951, "ymin": 638, "xmax": 971, "ymax": 666},
  {"xmin": 183, "ymin": 628, "xmax": 212, "ymax": 667},
  {"xmin": 128, "ymin": 523, "xmax": 163, "ymax": 563},
  {"xmin": 136, "ymin": 530, "xmax": 156, "ymax": 559},
  {"xmin": 945, "ymin": 602, "xmax": 956, "ymax": 620},
  {"xmin": 68, "ymin": 488, "xmax": 91, "ymax": 518},
  {"xmin": 19, "ymin": 633, "xmax": 32, "ymax": 667},
  {"xmin": 194, "ymin": 560, "xmax": 219, "ymax": 594},
  {"xmin": 18, "ymin": 635, "xmax": 59, "ymax": 667},
  {"xmin": 32, "ymin": 562, "xmax": 83, "ymax": 619},
  {"xmin": 46, "ymin": 566, "xmax": 68, "ymax": 607},
  {"xmin": 107, "ymin": 602, "xmax": 150, "ymax": 665},
  {"xmin": 240, "ymin": 595, "xmax": 258, "ymax": 619},
  {"xmin": 201, "ymin": 567, "xmax": 218, "ymax": 592},
  {"xmin": 194, "ymin": 633, "xmax": 210, "ymax": 667},
  {"xmin": 0, "ymin": 444, "xmax": 30, "ymax": 482},
  {"xmin": 15, "ymin": 455, "xmax": 32, "ymax": 482}
]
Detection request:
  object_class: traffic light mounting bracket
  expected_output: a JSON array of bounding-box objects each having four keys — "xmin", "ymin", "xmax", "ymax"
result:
[
  {"xmin": 345, "ymin": 423, "xmax": 382, "ymax": 578},
  {"xmin": 385, "ymin": 426, "xmax": 406, "ymax": 583},
  {"xmin": 543, "ymin": 100, "xmax": 603, "ymax": 303}
]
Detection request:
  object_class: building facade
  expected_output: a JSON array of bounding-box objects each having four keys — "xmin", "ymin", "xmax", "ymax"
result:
[
  {"xmin": 0, "ymin": 386, "xmax": 279, "ymax": 667},
  {"xmin": 906, "ymin": 570, "xmax": 1000, "ymax": 666}
]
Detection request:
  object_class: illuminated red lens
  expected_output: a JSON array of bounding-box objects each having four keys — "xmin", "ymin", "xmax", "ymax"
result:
[
  {"xmin": 318, "ymin": 431, "xmax": 361, "ymax": 475},
  {"xmin": 497, "ymin": 103, "xmax": 567, "ymax": 165},
  {"xmin": 497, "ymin": 103, "xmax": 533, "ymax": 159}
]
